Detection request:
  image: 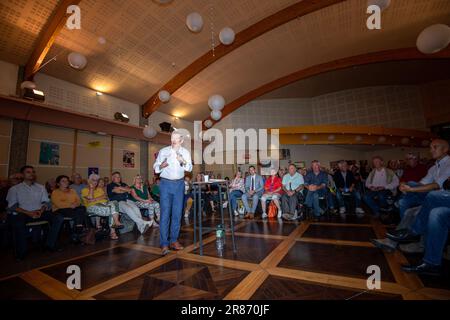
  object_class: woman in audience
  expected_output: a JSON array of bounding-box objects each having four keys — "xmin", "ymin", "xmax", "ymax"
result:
[
  {"xmin": 260, "ymin": 168, "xmax": 283, "ymax": 219},
  {"xmin": 98, "ymin": 178, "xmax": 107, "ymax": 193},
  {"xmin": 130, "ymin": 174, "xmax": 160, "ymax": 227},
  {"xmin": 51, "ymin": 175, "xmax": 89, "ymax": 237},
  {"xmin": 107, "ymin": 172, "xmax": 153, "ymax": 234},
  {"xmin": 229, "ymin": 171, "xmax": 245, "ymax": 216},
  {"xmin": 81, "ymin": 173, "xmax": 122, "ymax": 240}
]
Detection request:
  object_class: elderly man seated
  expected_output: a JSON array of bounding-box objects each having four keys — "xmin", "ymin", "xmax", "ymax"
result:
[
  {"xmin": 281, "ymin": 164, "xmax": 304, "ymax": 221},
  {"xmin": 363, "ymin": 156, "xmax": 399, "ymax": 217},
  {"xmin": 333, "ymin": 160, "xmax": 364, "ymax": 217},
  {"xmin": 304, "ymin": 160, "xmax": 330, "ymax": 220}
]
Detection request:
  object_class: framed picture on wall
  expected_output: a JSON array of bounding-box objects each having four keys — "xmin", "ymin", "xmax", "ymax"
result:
[
  {"xmin": 88, "ymin": 167, "xmax": 99, "ymax": 176},
  {"xmin": 39, "ymin": 142, "xmax": 60, "ymax": 165},
  {"xmin": 123, "ymin": 150, "xmax": 135, "ymax": 168}
]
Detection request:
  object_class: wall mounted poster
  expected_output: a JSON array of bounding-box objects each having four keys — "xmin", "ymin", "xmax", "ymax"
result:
[
  {"xmin": 88, "ymin": 167, "xmax": 99, "ymax": 176},
  {"xmin": 39, "ymin": 142, "xmax": 60, "ymax": 165},
  {"xmin": 123, "ymin": 150, "xmax": 135, "ymax": 168}
]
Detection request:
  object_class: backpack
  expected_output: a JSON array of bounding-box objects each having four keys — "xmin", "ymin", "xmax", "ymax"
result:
[{"xmin": 268, "ymin": 201, "xmax": 278, "ymax": 218}]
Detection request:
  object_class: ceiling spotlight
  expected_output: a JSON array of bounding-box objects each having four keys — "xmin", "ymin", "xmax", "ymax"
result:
[
  {"xmin": 114, "ymin": 112, "xmax": 129, "ymax": 123},
  {"xmin": 23, "ymin": 88, "xmax": 45, "ymax": 102},
  {"xmin": 96, "ymin": 91, "xmax": 103, "ymax": 96}
]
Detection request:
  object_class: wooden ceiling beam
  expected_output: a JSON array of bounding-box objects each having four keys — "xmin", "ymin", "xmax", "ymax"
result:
[
  {"xmin": 142, "ymin": 0, "xmax": 345, "ymax": 118},
  {"xmin": 24, "ymin": 0, "xmax": 81, "ymax": 80},
  {"xmin": 204, "ymin": 47, "xmax": 450, "ymax": 129}
]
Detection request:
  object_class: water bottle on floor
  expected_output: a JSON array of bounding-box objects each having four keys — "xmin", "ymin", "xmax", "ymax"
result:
[{"xmin": 216, "ymin": 224, "xmax": 225, "ymax": 255}]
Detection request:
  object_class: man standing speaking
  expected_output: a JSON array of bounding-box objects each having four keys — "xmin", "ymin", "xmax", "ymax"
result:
[{"xmin": 153, "ymin": 131, "xmax": 192, "ymax": 255}]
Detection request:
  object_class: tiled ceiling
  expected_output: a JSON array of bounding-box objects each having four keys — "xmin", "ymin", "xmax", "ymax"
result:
[
  {"xmin": 0, "ymin": 0, "xmax": 60, "ymax": 65},
  {"xmin": 33, "ymin": 0, "xmax": 298, "ymax": 102},
  {"xmin": 0, "ymin": 0, "xmax": 449, "ymax": 123},
  {"xmin": 168, "ymin": 0, "xmax": 450, "ymax": 121}
]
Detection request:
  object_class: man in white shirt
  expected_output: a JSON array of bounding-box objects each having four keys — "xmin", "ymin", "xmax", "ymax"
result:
[
  {"xmin": 363, "ymin": 156, "xmax": 399, "ymax": 217},
  {"xmin": 153, "ymin": 131, "xmax": 192, "ymax": 255},
  {"xmin": 7, "ymin": 165, "xmax": 64, "ymax": 260}
]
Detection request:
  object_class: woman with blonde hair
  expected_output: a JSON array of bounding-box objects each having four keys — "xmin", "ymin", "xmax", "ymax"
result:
[
  {"xmin": 130, "ymin": 175, "xmax": 160, "ymax": 227},
  {"xmin": 81, "ymin": 174, "xmax": 122, "ymax": 240}
]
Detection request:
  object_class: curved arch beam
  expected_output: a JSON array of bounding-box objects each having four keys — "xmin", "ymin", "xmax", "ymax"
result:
[
  {"xmin": 203, "ymin": 47, "xmax": 450, "ymax": 128},
  {"xmin": 142, "ymin": 0, "xmax": 345, "ymax": 117},
  {"xmin": 25, "ymin": 0, "xmax": 81, "ymax": 80}
]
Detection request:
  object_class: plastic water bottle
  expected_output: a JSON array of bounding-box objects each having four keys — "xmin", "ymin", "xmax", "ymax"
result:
[{"xmin": 216, "ymin": 224, "xmax": 225, "ymax": 254}]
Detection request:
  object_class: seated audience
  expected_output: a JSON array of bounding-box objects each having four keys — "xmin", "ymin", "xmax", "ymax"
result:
[
  {"xmin": 304, "ymin": 161, "xmax": 331, "ymax": 220},
  {"xmin": 70, "ymin": 173, "xmax": 87, "ymax": 198},
  {"xmin": 333, "ymin": 160, "xmax": 364, "ymax": 216},
  {"xmin": 183, "ymin": 175, "xmax": 193, "ymax": 218},
  {"xmin": 107, "ymin": 172, "xmax": 152, "ymax": 234},
  {"xmin": 81, "ymin": 173, "xmax": 122, "ymax": 240},
  {"xmin": 6, "ymin": 166, "xmax": 64, "ymax": 259},
  {"xmin": 371, "ymin": 139, "xmax": 450, "ymax": 252},
  {"xmin": 391, "ymin": 187, "xmax": 450, "ymax": 276},
  {"xmin": 242, "ymin": 166, "xmax": 264, "ymax": 219},
  {"xmin": 45, "ymin": 178, "xmax": 56, "ymax": 196},
  {"xmin": 229, "ymin": 171, "xmax": 245, "ymax": 216},
  {"xmin": 400, "ymin": 152, "xmax": 428, "ymax": 183},
  {"xmin": 397, "ymin": 140, "xmax": 449, "ymax": 219},
  {"xmin": 388, "ymin": 160, "xmax": 403, "ymax": 180},
  {"xmin": 130, "ymin": 174, "xmax": 160, "ymax": 227},
  {"xmin": 363, "ymin": 156, "xmax": 399, "ymax": 217},
  {"xmin": 98, "ymin": 177, "xmax": 107, "ymax": 193},
  {"xmin": 51, "ymin": 175, "xmax": 89, "ymax": 237},
  {"xmin": 261, "ymin": 168, "xmax": 283, "ymax": 219},
  {"xmin": 281, "ymin": 164, "xmax": 304, "ymax": 221}
]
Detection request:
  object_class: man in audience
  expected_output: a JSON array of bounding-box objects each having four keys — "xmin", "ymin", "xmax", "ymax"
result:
[
  {"xmin": 281, "ymin": 164, "xmax": 304, "ymax": 221},
  {"xmin": 304, "ymin": 160, "xmax": 330, "ymax": 220},
  {"xmin": 6, "ymin": 166, "xmax": 64, "ymax": 260},
  {"xmin": 242, "ymin": 165, "xmax": 264, "ymax": 219},
  {"xmin": 363, "ymin": 156, "xmax": 399, "ymax": 217},
  {"xmin": 371, "ymin": 139, "xmax": 450, "ymax": 253},
  {"xmin": 400, "ymin": 152, "xmax": 428, "ymax": 184},
  {"xmin": 107, "ymin": 172, "xmax": 152, "ymax": 234},
  {"xmin": 333, "ymin": 160, "xmax": 364, "ymax": 217},
  {"xmin": 70, "ymin": 173, "xmax": 87, "ymax": 198},
  {"xmin": 397, "ymin": 185, "xmax": 450, "ymax": 275}
]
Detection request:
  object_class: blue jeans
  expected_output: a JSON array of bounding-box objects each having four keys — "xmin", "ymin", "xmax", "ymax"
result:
[
  {"xmin": 305, "ymin": 190, "xmax": 326, "ymax": 216},
  {"xmin": 336, "ymin": 189, "xmax": 361, "ymax": 208},
  {"xmin": 229, "ymin": 190, "xmax": 243, "ymax": 212},
  {"xmin": 411, "ymin": 191, "xmax": 450, "ymax": 266},
  {"xmin": 398, "ymin": 182, "xmax": 428, "ymax": 219},
  {"xmin": 159, "ymin": 178, "xmax": 185, "ymax": 247},
  {"xmin": 242, "ymin": 192, "xmax": 260, "ymax": 213},
  {"xmin": 363, "ymin": 190, "xmax": 391, "ymax": 216}
]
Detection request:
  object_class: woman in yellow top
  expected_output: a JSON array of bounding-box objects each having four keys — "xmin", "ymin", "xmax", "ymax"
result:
[
  {"xmin": 81, "ymin": 174, "xmax": 123, "ymax": 240},
  {"xmin": 51, "ymin": 175, "xmax": 88, "ymax": 236}
]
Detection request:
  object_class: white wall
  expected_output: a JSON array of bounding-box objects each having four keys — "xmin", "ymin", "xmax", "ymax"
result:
[
  {"xmin": 0, "ymin": 60, "xmax": 18, "ymax": 96},
  {"xmin": 34, "ymin": 73, "xmax": 141, "ymax": 125},
  {"xmin": 214, "ymin": 85, "xmax": 427, "ymax": 131}
]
